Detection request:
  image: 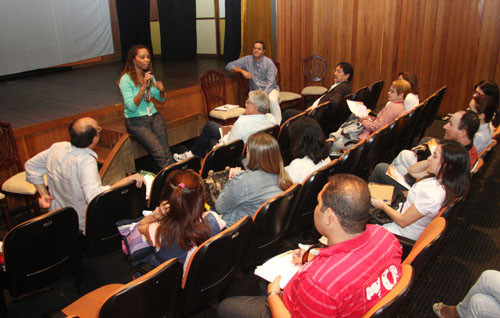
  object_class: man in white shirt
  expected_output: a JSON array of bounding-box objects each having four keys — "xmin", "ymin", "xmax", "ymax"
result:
[
  {"xmin": 174, "ymin": 90, "xmax": 280, "ymax": 160},
  {"xmin": 25, "ymin": 117, "xmax": 144, "ymax": 232}
]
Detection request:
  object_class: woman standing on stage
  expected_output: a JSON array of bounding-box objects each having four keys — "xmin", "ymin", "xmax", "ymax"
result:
[{"xmin": 118, "ymin": 44, "xmax": 174, "ymax": 168}]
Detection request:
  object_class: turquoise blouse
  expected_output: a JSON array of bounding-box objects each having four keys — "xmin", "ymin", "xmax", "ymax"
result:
[{"xmin": 119, "ymin": 73, "xmax": 165, "ymax": 118}]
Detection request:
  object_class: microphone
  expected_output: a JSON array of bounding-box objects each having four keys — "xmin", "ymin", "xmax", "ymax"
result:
[{"xmin": 145, "ymin": 77, "xmax": 152, "ymax": 102}]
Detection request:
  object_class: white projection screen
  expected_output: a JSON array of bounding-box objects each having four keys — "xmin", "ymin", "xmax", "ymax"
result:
[{"xmin": 0, "ymin": 0, "xmax": 114, "ymax": 76}]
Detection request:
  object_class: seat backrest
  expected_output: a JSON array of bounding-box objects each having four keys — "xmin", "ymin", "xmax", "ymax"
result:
[
  {"xmin": 302, "ymin": 55, "xmax": 328, "ymax": 86},
  {"xmin": 274, "ymin": 61, "xmax": 282, "ymax": 86},
  {"xmin": 387, "ymin": 112, "xmax": 411, "ymax": 159},
  {"xmin": 148, "ymin": 157, "xmax": 201, "ymax": 209},
  {"xmin": 306, "ymin": 102, "xmax": 331, "ymax": 136},
  {"xmin": 365, "ymin": 80, "xmax": 384, "ymax": 110},
  {"xmin": 379, "ymin": 119, "xmax": 400, "ymax": 163},
  {"xmin": 3, "ymin": 207, "xmax": 81, "ymax": 297},
  {"xmin": 85, "ymin": 182, "xmax": 146, "ymax": 258},
  {"xmin": 329, "ymin": 98, "xmax": 352, "ymax": 134},
  {"xmin": 362, "ymin": 264, "xmax": 414, "ymax": 318},
  {"xmin": 357, "ymin": 123, "xmax": 390, "ymax": 179},
  {"xmin": 0, "ymin": 122, "xmax": 23, "ymax": 172},
  {"xmin": 278, "ymin": 112, "xmax": 307, "ymax": 165},
  {"xmin": 200, "ymin": 70, "xmax": 226, "ymax": 112},
  {"xmin": 420, "ymin": 87, "xmax": 447, "ymax": 140},
  {"xmin": 181, "ymin": 216, "xmax": 252, "ymax": 314},
  {"xmin": 262, "ymin": 124, "xmax": 280, "ymax": 140},
  {"xmin": 99, "ymin": 258, "xmax": 183, "ymax": 318},
  {"xmin": 403, "ymin": 217, "xmax": 446, "ymax": 277},
  {"xmin": 243, "ymin": 183, "xmax": 302, "ymax": 264},
  {"xmin": 200, "ymin": 139, "xmax": 244, "ymax": 179},
  {"xmin": 479, "ymin": 139, "xmax": 497, "ymax": 160},
  {"xmin": 290, "ymin": 159, "xmax": 340, "ymax": 233},
  {"xmin": 350, "ymin": 86, "xmax": 369, "ymax": 103}
]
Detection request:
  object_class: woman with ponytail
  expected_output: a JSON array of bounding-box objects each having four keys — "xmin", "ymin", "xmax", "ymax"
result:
[
  {"xmin": 138, "ymin": 169, "xmax": 225, "ymax": 268},
  {"xmin": 216, "ymin": 132, "xmax": 293, "ymax": 227}
]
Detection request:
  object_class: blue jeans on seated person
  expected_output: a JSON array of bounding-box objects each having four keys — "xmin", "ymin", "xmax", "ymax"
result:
[
  {"xmin": 125, "ymin": 112, "xmax": 174, "ymax": 168},
  {"xmin": 191, "ymin": 121, "xmax": 221, "ymax": 158},
  {"xmin": 457, "ymin": 270, "xmax": 500, "ymax": 318}
]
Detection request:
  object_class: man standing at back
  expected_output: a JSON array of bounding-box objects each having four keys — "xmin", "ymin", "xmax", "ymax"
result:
[
  {"xmin": 218, "ymin": 174, "xmax": 402, "ymax": 318},
  {"xmin": 25, "ymin": 117, "xmax": 144, "ymax": 232},
  {"xmin": 226, "ymin": 40, "xmax": 279, "ymax": 94}
]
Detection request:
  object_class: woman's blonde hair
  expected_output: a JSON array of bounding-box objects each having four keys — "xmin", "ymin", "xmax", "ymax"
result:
[
  {"xmin": 246, "ymin": 132, "xmax": 293, "ymax": 190},
  {"xmin": 392, "ymin": 79, "xmax": 411, "ymax": 98}
]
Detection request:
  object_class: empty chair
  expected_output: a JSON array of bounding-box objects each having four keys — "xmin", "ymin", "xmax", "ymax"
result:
[
  {"xmin": 148, "ymin": 156, "xmax": 201, "ymax": 209},
  {"xmin": 365, "ymin": 80, "xmax": 384, "ymax": 110},
  {"xmin": 386, "ymin": 112, "xmax": 411, "ymax": 160},
  {"xmin": 357, "ymin": 123, "xmax": 390, "ymax": 180},
  {"xmin": 242, "ymin": 183, "xmax": 302, "ymax": 266},
  {"xmin": 200, "ymin": 139, "xmax": 245, "ymax": 179},
  {"xmin": 85, "ymin": 181, "xmax": 146, "ymax": 258},
  {"xmin": 337, "ymin": 140, "xmax": 366, "ymax": 175},
  {"xmin": 349, "ymin": 85, "xmax": 369, "ymax": 103},
  {"xmin": 0, "ymin": 207, "xmax": 81, "ymax": 312},
  {"xmin": 290, "ymin": 159, "xmax": 340, "ymax": 234},
  {"xmin": 419, "ymin": 86, "xmax": 447, "ymax": 141},
  {"xmin": 402, "ymin": 217, "xmax": 446, "ymax": 277},
  {"xmin": 301, "ymin": 55, "xmax": 328, "ymax": 103},
  {"xmin": 306, "ymin": 101, "xmax": 332, "ymax": 136},
  {"xmin": 61, "ymin": 258, "xmax": 183, "ymax": 318},
  {"xmin": 201, "ymin": 70, "xmax": 245, "ymax": 125},
  {"xmin": 1, "ymin": 122, "xmax": 43, "ymax": 219},
  {"xmin": 361, "ymin": 264, "xmax": 414, "ymax": 318},
  {"xmin": 180, "ymin": 216, "xmax": 252, "ymax": 315},
  {"xmin": 274, "ymin": 61, "xmax": 303, "ymax": 110}
]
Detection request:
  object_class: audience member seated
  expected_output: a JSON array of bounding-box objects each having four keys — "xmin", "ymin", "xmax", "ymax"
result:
[
  {"xmin": 330, "ymin": 79, "xmax": 409, "ymax": 152},
  {"xmin": 473, "ymin": 80, "xmax": 500, "ymax": 130},
  {"xmin": 25, "ymin": 117, "xmax": 144, "ymax": 232},
  {"xmin": 137, "ymin": 169, "xmax": 225, "ymax": 269},
  {"xmin": 216, "ymin": 132, "xmax": 292, "ymax": 227},
  {"xmin": 469, "ymin": 94, "xmax": 496, "ymax": 153},
  {"xmin": 433, "ymin": 270, "xmax": 500, "ymax": 318},
  {"xmin": 369, "ymin": 110, "xmax": 480, "ymax": 190},
  {"xmin": 399, "ymin": 72, "xmax": 420, "ymax": 111},
  {"xmin": 174, "ymin": 90, "xmax": 281, "ymax": 161},
  {"xmin": 285, "ymin": 117, "xmax": 331, "ymax": 183},
  {"xmin": 371, "ymin": 140, "xmax": 470, "ymax": 241},
  {"xmin": 281, "ymin": 62, "xmax": 353, "ymax": 124},
  {"xmin": 218, "ymin": 174, "xmax": 402, "ymax": 317}
]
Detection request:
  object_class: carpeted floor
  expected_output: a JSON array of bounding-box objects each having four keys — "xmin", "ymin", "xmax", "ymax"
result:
[{"xmin": 3, "ymin": 119, "xmax": 500, "ymax": 318}]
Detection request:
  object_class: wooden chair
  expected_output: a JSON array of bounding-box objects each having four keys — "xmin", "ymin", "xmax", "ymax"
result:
[
  {"xmin": 0, "ymin": 192, "xmax": 12, "ymax": 229},
  {"xmin": 365, "ymin": 80, "xmax": 384, "ymax": 110},
  {"xmin": 361, "ymin": 264, "xmax": 414, "ymax": 318},
  {"xmin": 200, "ymin": 139, "xmax": 244, "ymax": 179},
  {"xmin": 180, "ymin": 216, "xmax": 252, "ymax": 315},
  {"xmin": 200, "ymin": 70, "xmax": 245, "ymax": 125},
  {"xmin": 61, "ymin": 258, "xmax": 183, "ymax": 318},
  {"xmin": 0, "ymin": 207, "xmax": 82, "ymax": 314},
  {"xmin": 236, "ymin": 73, "xmax": 250, "ymax": 107},
  {"xmin": 1, "ymin": 122, "xmax": 43, "ymax": 218},
  {"xmin": 148, "ymin": 156, "xmax": 201, "ymax": 210},
  {"xmin": 85, "ymin": 181, "xmax": 146, "ymax": 258},
  {"xmin": 274, "ymin": 61, "xmax": 303, "ymax": 110},
  {"xmin": 402, "ymin": 217, "xmax": 446, "ymax": 277},
  {"xmin": 301, "ymin": 55, "xmax": 328, "ymax": 103},
  {"xmin": 242, "ymin": 183, "xmax": 302, "ymax": 266}
]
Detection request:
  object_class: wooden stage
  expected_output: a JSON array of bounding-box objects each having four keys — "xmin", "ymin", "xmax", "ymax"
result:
[{"xmin": 1, "ymin": 57, "xmax": 242, "ymax": 185}]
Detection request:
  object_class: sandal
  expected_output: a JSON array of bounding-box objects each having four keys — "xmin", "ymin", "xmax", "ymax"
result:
[{"xmin": 432, "ymin": 302, "xmax": 446, "ymax": 318}]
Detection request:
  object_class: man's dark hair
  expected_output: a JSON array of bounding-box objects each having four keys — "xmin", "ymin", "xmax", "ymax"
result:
[
  {"xmin": 254, "ymin": 40, "xmax": 266, "ymax": 50},
  {"xmin": 69, "ymin": 119, "xmax": 97, "ymax": 148},
  {"xmin": 336, "ymin": 62, "xmax": 354, "ymax": 82},
  {"xmin": 459, "ymin": 110, "xmax": 480, "ymax": 142},
  {"xmin": 320, "ymin": 174, "xmax": 370, "ymax": 234}
]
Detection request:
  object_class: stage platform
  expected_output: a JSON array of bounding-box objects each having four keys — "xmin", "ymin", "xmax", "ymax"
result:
[{"xmin": 0, "ymin": 57, "xmax": 227, "ymax": 129}]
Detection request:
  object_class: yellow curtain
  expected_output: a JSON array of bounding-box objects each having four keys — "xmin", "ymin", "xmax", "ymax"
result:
[{"xmin": 240, "ymin": 0, "xmax": 274, "ymax": 59}]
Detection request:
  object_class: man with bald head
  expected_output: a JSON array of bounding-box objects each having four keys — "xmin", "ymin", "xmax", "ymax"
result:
[{"xmin": 25, "ymin": 117, "xmax": 144, "ymax": 232}]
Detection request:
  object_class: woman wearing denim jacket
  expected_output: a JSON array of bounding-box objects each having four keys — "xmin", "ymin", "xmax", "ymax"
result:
[{"xmin": 216, "ymin": 132, "xmax": 293, "ymax": 227}]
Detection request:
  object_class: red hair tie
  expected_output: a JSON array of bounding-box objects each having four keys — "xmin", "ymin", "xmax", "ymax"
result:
[{"xmin": 178, "ymin": 183, "xmax": 185, "ymax": 189}]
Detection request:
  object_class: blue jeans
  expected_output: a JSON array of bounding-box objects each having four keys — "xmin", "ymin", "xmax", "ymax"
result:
[
  {"xmin": 457, "ymin": 270, "xmax": 500, "ymax": 318},
  {"xmin": 191, "ymin": 121, "xmax": 221, "ymax": 158},
  {"xmin": 125, "ymin": 112, "xmax": 174, "ymax": 168}
]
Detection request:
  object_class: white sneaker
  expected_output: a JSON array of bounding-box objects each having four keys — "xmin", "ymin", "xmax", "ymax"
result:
[{"xmin": 173, "ymin": 150, "xmax": 193, "ymax": 162}]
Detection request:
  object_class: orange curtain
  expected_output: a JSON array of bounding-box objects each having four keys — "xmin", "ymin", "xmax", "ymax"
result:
[{"xmin": 240, "ymin": 0, "xmax": 274, "ymax": 58}]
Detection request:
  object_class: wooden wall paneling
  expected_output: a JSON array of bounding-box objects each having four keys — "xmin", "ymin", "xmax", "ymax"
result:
[{"xmin": 276, "ymin": 0, "xmax": 500, "ymax": 116}]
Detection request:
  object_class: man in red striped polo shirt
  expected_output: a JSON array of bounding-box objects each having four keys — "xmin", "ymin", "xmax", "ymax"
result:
[{"xmin": 218, "ymin": 174, "xmax": 402, "ymax": 318}]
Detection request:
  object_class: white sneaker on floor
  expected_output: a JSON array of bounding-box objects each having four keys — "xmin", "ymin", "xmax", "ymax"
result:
[{"xmin": 173, "ymin": 150, "xmax": 193, "ymax": 162}]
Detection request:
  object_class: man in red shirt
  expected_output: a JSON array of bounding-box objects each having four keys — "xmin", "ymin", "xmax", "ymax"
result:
[{"xmin": 218, "ymin": 174, "xmax": 402, "ymax": 318}]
